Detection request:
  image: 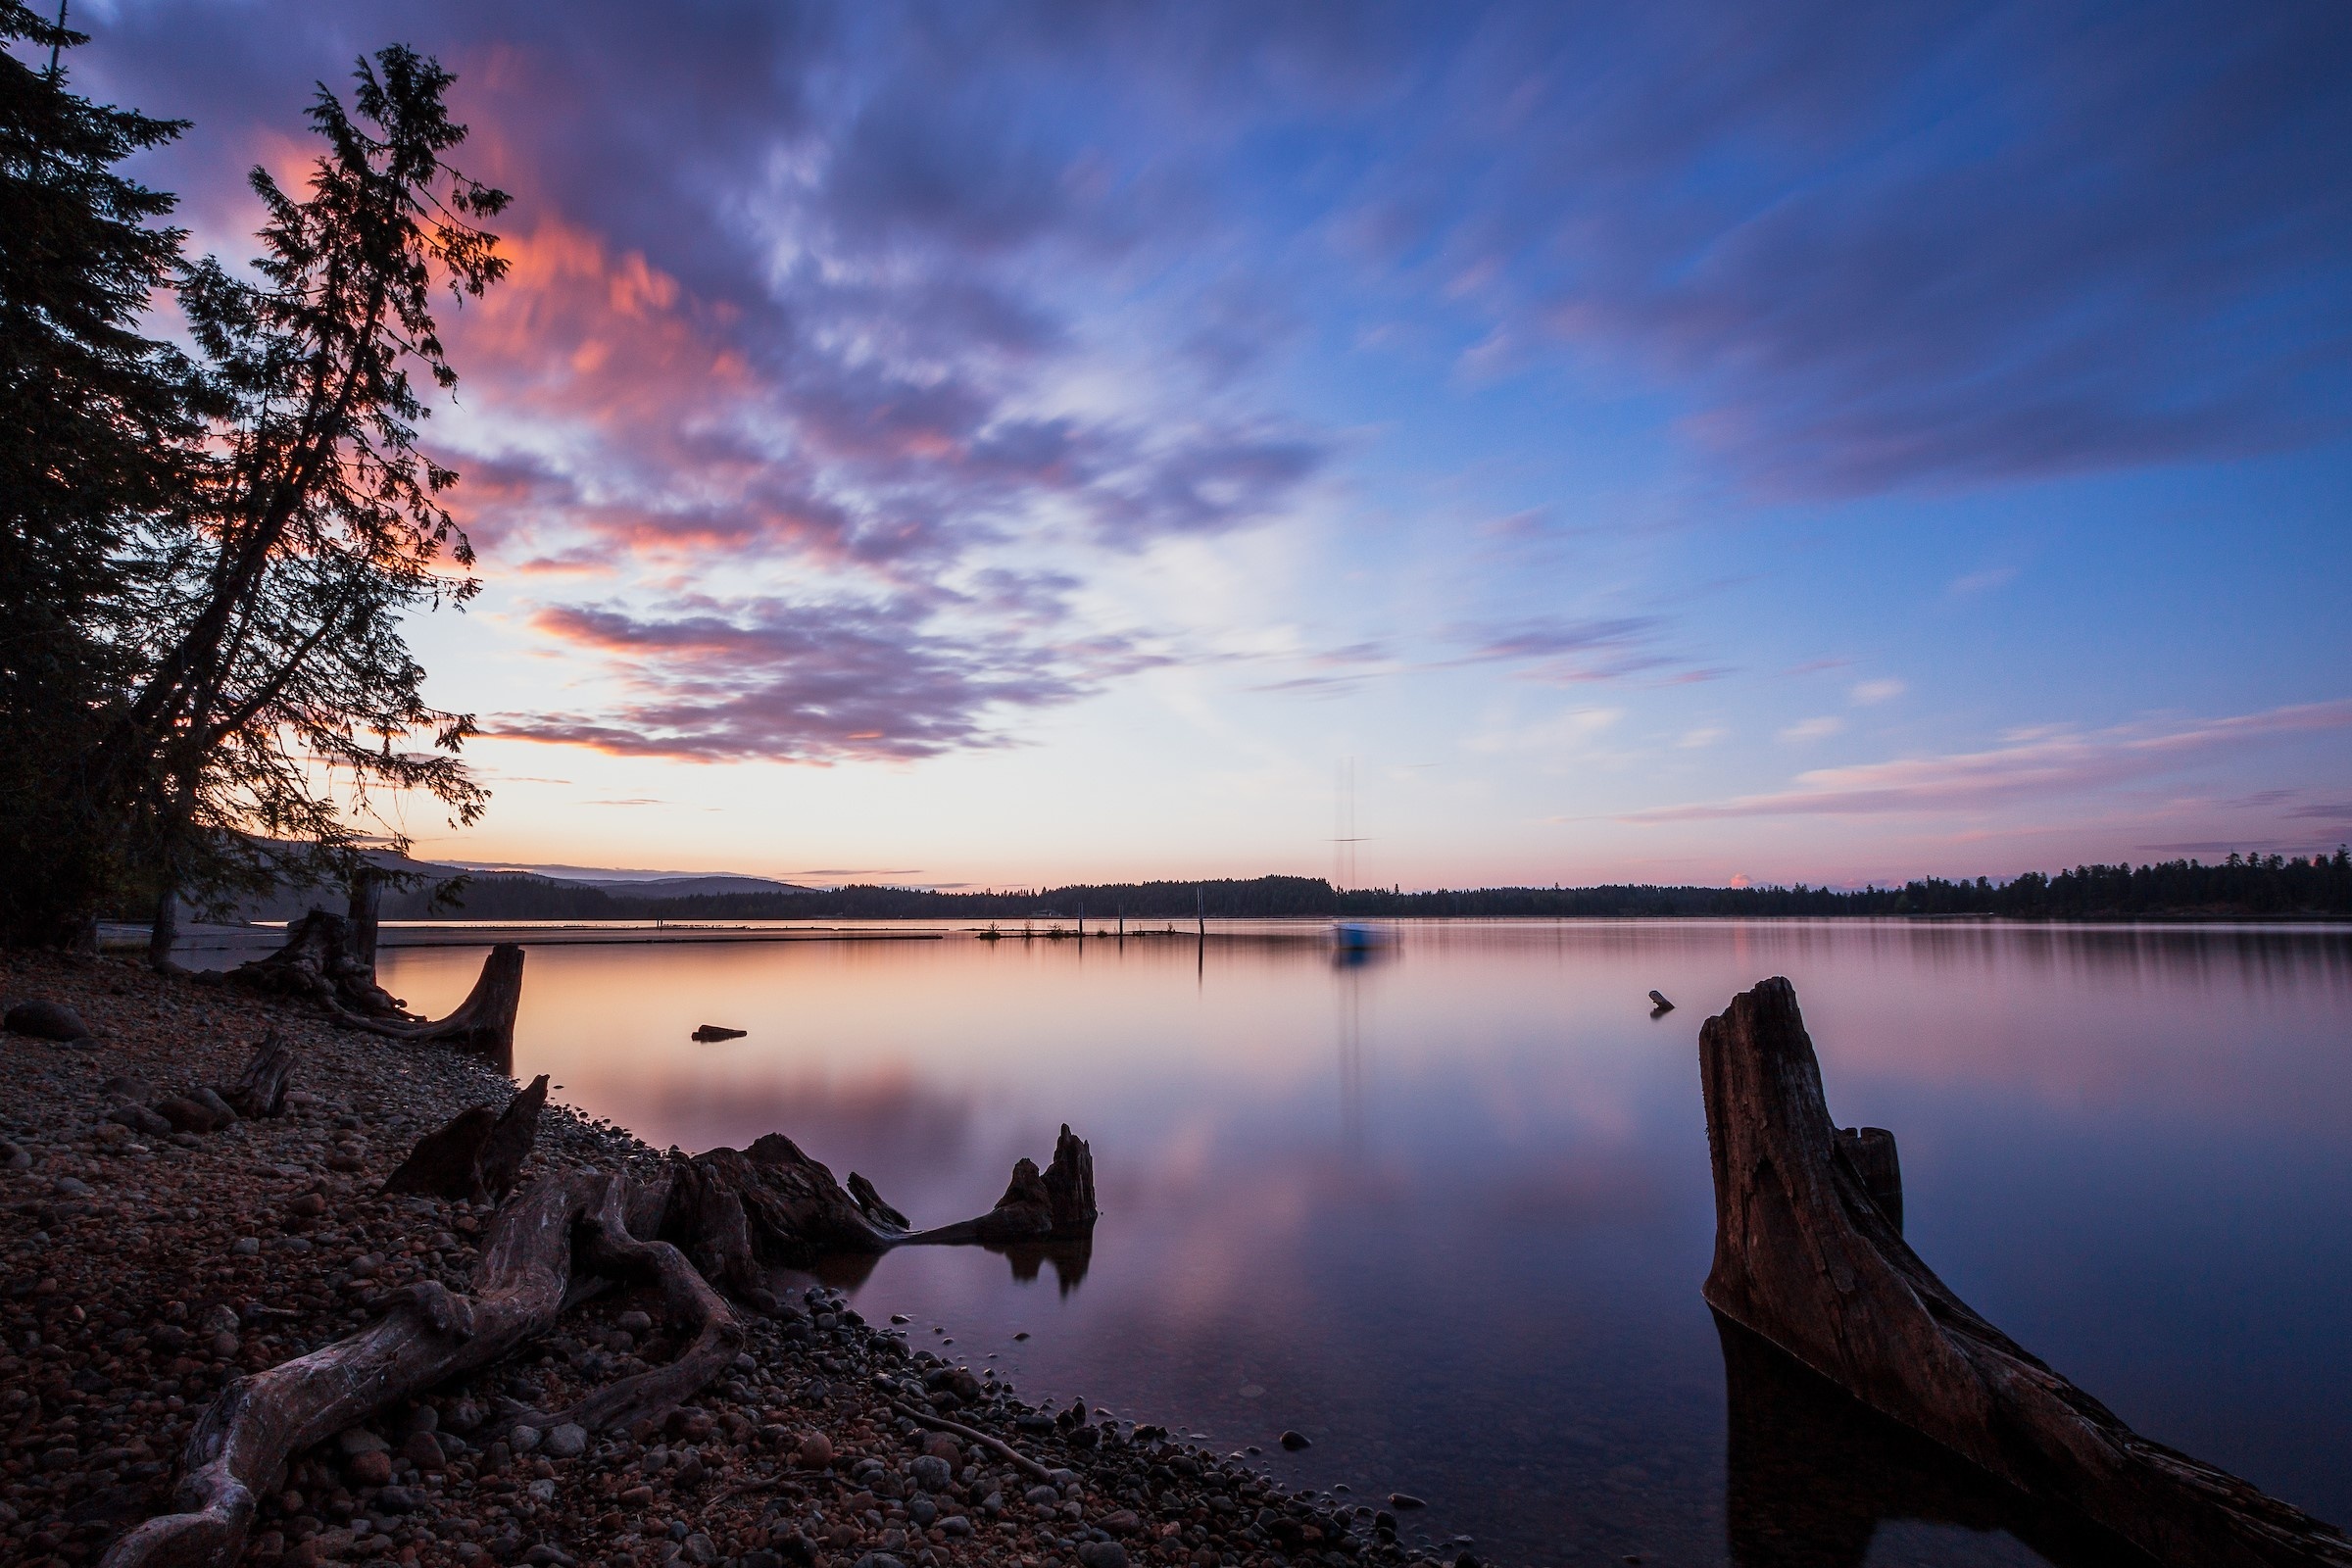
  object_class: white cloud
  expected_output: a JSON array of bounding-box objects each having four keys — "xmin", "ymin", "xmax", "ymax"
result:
[
  {"xmin": 1678, "ymin": 726, "xmax": 1727, "ymax": 749},
  {"xmin": 1780, "ymin": 716, "xmax": 1845, "ymax": 742},
  {"xmin": 1626, "ymin": 698, "xmax": 2352, "ymax": 822},
  {"xmin": 1850, "ymin": 678, "xmax": 1906, "ymax": 706}
]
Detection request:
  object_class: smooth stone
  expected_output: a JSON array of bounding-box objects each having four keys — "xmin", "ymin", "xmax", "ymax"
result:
[
  {"xmin": 6, "ymin": 999, "xmax": 90, "ymax": 1041},
  {"xmin": 1077, "ymin": 1544, "xmax": 1130, "ymax": 1568},
  {"xmin": 1390, "ymin": 1493, "xmax": 1427, "ymax": 1510},
  {"xmin": 510, "ymin": 1424, "xmax": 543, "ymax": 1452},
  {"xmin": 908, "ymin": 1455, "xmax": 952, "ymax": 1492},
  {"xmin": 339, "ymin": 1429, "xmax": 391, "ymax": 1456},
  {"xmin": 543, "ymin": 1422, "xmax": 588, "ymax": 1458},
  {"xmin": 617, "ymin": 1309, "xmax": 653, "ymax": 1334},
  {"xmin": 1280, "ymin": 1430, "xmax": 1312, "ymax": 1450}
]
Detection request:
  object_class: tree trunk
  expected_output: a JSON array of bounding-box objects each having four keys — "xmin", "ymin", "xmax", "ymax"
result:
[
  {"xmin": 146, "ymin": 885, "xmax": 178, "ymax": 972},
  {"xmin": 1699, "ymin": 977, "xmax": 2352, "ymax": 1568},
  {"xmin": 345, "ymin": 866, "xmax": 382, "ymax": 974}
]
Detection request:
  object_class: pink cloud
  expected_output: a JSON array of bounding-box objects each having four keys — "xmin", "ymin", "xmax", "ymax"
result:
[{"xmin": 1624, "ymin": 698, "xmax": 2352, "ymax": 822}]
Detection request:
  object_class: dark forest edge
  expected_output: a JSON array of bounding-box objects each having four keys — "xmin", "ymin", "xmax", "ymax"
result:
[{"xmin": 217, "ymin": 850, "xmax": 2352, "ymax": 925}]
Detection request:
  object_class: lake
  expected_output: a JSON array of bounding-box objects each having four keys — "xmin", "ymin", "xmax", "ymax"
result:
[{"xmin": 366, "ymin": 918, "xmax": 2352, "ymax": 1567}]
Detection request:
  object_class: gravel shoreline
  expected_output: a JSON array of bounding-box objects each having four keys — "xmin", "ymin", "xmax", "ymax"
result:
[{"xmin": 1, "ymin": 951, "xmax": 1471, "ymax": 1568}]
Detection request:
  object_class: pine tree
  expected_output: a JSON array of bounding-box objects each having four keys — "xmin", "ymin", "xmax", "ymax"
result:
[
  {"xmin": 0, "ymin": 3, "xmax": 200, "ymax": 944},
  {"xmin": 96, "ymin": 45, "xmax": 509, "ymax": 955}
]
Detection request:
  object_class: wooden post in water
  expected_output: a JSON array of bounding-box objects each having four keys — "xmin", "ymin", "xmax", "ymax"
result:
[{"xmin": 1197, "ymin": 886, "xmax": 1205, "ymax": 939}]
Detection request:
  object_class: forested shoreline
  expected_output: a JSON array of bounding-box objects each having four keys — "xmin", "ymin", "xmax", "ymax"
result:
[{"xmin": 321, "ymin": 852, "xmax": 2352, "ymax": 924}]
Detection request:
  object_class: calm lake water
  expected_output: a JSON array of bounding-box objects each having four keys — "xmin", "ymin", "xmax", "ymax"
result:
[{"xmin": 365, "ymin": 919, "xmax": 2352, "ymax": 1567}]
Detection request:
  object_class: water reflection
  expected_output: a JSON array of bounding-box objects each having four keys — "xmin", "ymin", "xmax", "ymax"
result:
[
  {"xmin": 365, "ymin": 919, "xmax": 2352, "ymax": 1567},
  {"xmin": 1716, "ymin": 1315, "xmax": 2154, "ymax": 1568}
]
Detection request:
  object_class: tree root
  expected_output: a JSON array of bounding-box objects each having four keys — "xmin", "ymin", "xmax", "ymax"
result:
[
  {"xmin": 522, "ymin": 1176, "xmax": 744, "ymax": 1436},
  {"xmin": 888, "ymin": 1399, "xmax": 1054, "ymax": 1482},
  {"xmin": 1700, "ymin": 977, "xmax": 2352, "ymax": 1568},
  {"xmin": 100, "ymin": 1171, "xmax": 615, "ymax": 1568},
  {"xmin": 106, "ymin": 1103, "xmax": 1104, "ymax": 1568}
]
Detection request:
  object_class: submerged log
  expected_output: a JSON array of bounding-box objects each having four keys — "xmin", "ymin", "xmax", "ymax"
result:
[
  {"xmin": 1699, "ymin": 977, "xmax": 2352, "ymax": 1568},
  {"xmin": 691, "ymin": 1024, "xmax": 747, "ymax": 1043}
]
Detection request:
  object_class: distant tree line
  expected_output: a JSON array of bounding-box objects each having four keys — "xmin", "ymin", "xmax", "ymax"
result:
[{"xmin": 391, "ymin": 853, "xmax": 2352, "ymax": 924}]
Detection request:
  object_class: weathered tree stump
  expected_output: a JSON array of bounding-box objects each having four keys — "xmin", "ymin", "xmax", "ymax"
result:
[
  {"xmin": 214, "ymin": 1034, "xmax": 295, "ymax": 1119},
  {"xmin": 227, "ymin": 910, "xmax": 409, "ymax": 1019},
  {"xmin": 381, "ymin": 1076, "xmax": 549, "ymax": 1203},
  {"xmin": 230, "ymin": 919, "xmax": 522, "ymax": 1063},
  {"xmin": 1699, "ymin": 977, "xmax": 2352, "ymax": 1568},
  {"xmin": 908, "ymin": 1123, "xmax": 1099, "ymax": 1246}
]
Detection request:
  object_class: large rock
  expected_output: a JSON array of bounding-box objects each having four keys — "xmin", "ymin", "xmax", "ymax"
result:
[{"xmin": 5, "ymin": 999, "xmax": 91, "ymax": 1042}]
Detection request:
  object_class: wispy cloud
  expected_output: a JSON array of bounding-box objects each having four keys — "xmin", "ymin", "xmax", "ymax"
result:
[
  {"xmin": 1949, "ymin": 567, "xmax": 2019, "ymax": 597},
  {"xmin": 493, "ymin": 597, "xmax": 1169, "ymax": 762},
  {"xmin": 1628, "ymin": 698, "xmax": 2352, "ymax": 821},
  {"xmin": 1780, "ymin": 716, "xmax": 1845, "ymax": 743}
]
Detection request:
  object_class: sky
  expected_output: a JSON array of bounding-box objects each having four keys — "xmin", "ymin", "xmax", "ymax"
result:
[{"xmin": 51, "ymin": 0, "xmax": 2352, "ymax": 890}]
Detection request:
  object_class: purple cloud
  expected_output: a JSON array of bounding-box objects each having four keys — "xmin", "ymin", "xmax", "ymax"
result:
[{"xmin": 497, "ymin": 597, "xmax": 1167, "ymax": 762}]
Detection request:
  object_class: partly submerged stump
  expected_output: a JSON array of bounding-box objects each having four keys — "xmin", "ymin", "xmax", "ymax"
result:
[{"xmin": 1699, "ymin": 977, "xmax": 2352, "ymax": 1568}]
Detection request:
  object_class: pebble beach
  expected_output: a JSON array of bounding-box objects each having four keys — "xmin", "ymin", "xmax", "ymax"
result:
[{"xmin": 0, "ymin": 950, "xmax": 1462, "ymax": 1568}]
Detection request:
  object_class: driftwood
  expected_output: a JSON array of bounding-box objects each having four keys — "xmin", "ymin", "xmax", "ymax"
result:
[
  {"xmin": 330, "ymin": 943, "xmax": 525, "ymax": 1066},
  {"xmin": 101, "ymin": 1170, "xmax": 638, "ymax": 1568},
  {"xmin": 108, "ymin": 1109, "xmax": 1102, "ymax": 1568},
  {"xmin": 380, "ymin": 1076, "xmax": 549, "ymax": 1203},
  {"xmin": 692, "ymin": 1024, "xmax": 747, "ymax": 1043},
  {"xmin": 213, "ymin": 1034, "xmax": 295, "ymax": 1119},
  {"xmin": 1699, "ymin": 977, "xmax": 2352, "ymax": 1568}
]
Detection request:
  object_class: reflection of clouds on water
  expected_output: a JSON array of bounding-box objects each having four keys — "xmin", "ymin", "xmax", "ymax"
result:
[{"xmin": 373, "ymin": 920, "xmax": 2352, "ymax": 1561}]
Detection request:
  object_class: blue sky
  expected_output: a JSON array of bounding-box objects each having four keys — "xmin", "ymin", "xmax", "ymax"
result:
[{"xmin": 59, "ymin": 0, "xmax": 2352, "ymax": 888}]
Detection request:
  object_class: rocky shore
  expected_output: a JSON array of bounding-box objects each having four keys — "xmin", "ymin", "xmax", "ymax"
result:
[{"xmin": 0, "ymin": 950, "xmax": 1466, "ymax": 1568}]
